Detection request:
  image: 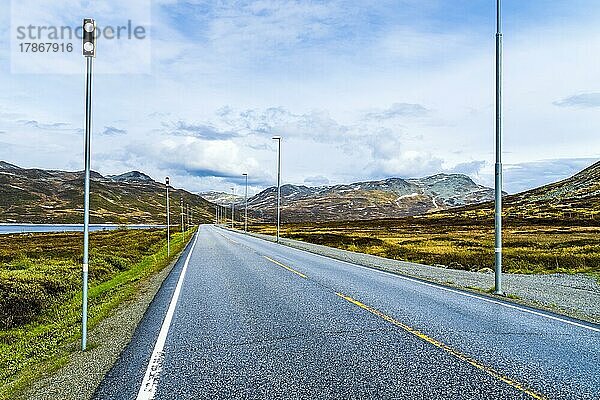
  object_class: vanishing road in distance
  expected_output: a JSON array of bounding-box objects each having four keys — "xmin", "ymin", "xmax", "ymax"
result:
[{"xmin": 96, "ymin": 225, "xmax": 600, "ymax": 399}]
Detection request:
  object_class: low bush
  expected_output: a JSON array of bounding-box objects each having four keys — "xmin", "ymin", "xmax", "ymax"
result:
[
  {"xmin": 0, "ymin": 228, "xmax": 194, "ymax": 398},
  {"xmin": 251, "ymin": 221, "xmax": 600, "ymax": 275}
]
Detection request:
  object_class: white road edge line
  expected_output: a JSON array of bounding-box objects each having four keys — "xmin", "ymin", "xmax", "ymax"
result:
[
  {"xmin": 136, "ymin": 229, "xmax": 200, "ymax": 400},
  {"xmin": 220, "ymin": 227, "xmax": 600, "ymax": 333}
]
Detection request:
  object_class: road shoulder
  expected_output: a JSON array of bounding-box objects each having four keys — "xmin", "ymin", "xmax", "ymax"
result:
[{"xmin": 18, "ymin": 240, "xmax": 193, "ymax": 400}]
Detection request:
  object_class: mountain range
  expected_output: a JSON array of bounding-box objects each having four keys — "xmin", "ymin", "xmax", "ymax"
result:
[
  {"xmin": 207, "ymin": 173, "xmax": 498, "ymax": 223},
  {"xmin": 2, "ymin": 159, "xmax": 597, "ymax": 224},
  {"xmin": 199, "ymin": 191, "xmax": 245, "ymax": 206},
  {"xmin": 436, "ymin": 160, "xmax": 600, "ymax": 222},
  {"xmin": 0, "ymin": 161, "xmax": 214, "ymax": 224}
]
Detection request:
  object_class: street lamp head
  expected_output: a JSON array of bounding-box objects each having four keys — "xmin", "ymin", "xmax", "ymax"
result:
[
  {"xmin": 84, "ymin": 22, "xmax": 95, "ymax": 33},
  {"xmin": 272, "ymin": 136, "xmax": 281, "ymax": 140},
  {"xmin": 242, "ymin": 173, "xmax": 248, "ymax": 176},
  {"xmin": 82, "ymin": 18, "xmax": 96, "ymax": 58},
  {"xmin": 165, "ymin": 177, "xmax": 169, "ymax": 185}
]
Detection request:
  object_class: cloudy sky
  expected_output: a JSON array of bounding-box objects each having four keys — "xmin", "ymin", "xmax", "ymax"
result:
[{"xmin": 1, "ymin": 0, "xmax": 599, "ymax": 195}]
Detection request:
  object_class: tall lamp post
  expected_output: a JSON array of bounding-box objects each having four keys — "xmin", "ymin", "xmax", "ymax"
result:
[
  {"xmin": 180, "ymin": 197, "xmax": 184, "ymax": 239},
  {"xmin": 81, "ymin": 18, "xmax": 96, "ymax": 351},
  {"xmin": 231, "ymin": 187, "xmax": 235, "ymax": 229},
  {"xmin": 272, "ymin": 136, "xmax": 281, "ymax": 243},
  {"xmin": 165, "ymin": 177, "xmax": 170, "ymax": 256},
  {"xmin": 494, "ymin": 0, "xmax": 504, "ymax": 295},
  {"xmin": 242, "ymin": 173, "xmax": 248, "ymax": 232}
]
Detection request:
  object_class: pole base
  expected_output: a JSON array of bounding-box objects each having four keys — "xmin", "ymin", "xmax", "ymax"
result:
[{"xmin": 493, "ymin": 290, "xmax": 505, "ymax": 296}]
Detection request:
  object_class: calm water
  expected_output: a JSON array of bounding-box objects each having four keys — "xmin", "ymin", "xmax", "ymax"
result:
[{"xmin": 0, "ymin": 224, "xmax": 165, "ymax": 235}]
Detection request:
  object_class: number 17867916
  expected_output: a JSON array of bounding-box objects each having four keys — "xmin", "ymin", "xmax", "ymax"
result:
[{"xmin": 19, "ymin": 42, "xmax": 73, "ymax": 52}]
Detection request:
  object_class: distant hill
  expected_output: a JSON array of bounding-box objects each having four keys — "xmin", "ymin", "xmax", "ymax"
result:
[
  {"xmin": 428, "ymin": 160, "xmax": 600, "ymax": 223},
  {"xmin": 0, "ymin": 162, "xmax": 216, "ymax": 224},
  {"xmin": 244, "ymin": 174, "xmax": 496, "ymax": 223},
  {"xmin": 200, "ymin": 191, "xmax": 245, "ymax": 206},
  {"xmin": 107, "ymin": 171, "xmax": 154, "ymax": 183}
]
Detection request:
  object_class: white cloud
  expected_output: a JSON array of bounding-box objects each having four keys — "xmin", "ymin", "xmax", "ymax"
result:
[
  {"xmin": 1, "ymin": 1, "xmax": 599, "ymax": 196},
  {"xmin": 553, "ymin": 93, "xmax": 600, "ymax": 108}
]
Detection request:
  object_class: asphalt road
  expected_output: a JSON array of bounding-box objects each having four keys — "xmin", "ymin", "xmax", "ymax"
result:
[{"xmin": 95, "ymin": 225, "xmax": 600, "ymax": 400}]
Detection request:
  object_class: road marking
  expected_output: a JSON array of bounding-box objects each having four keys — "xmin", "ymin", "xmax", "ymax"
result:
[
  {"xmin": 256, "ymin": 236, "xmax": 600, "ymax": 333},
  {"xmin": 221, "ymin": 228, "xmax": 600, "ymax": 333},
  {"xmin": 264, "ymin": 256, "xmax": 308, "ymax": 279},
  {"xmin": 136, "ymin": 230, "xmax": 200, "ymax": 400},
  {"xmin": 341, "ymin": 262, "xmax": 600, "ymax": 333},
  {"xmin": 336, "ymin": 292, "xmax": 547, "ymax": 400}
]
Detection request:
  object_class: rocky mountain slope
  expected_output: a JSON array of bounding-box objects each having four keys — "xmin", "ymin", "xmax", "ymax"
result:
[
  {"xmin": 0, "ymin": 162, "xmax": 215, "ymax": 224},
  {"xmin": 428, "ymin": 160, "xmax": 600, "ymax": 223},
  {"xmin": 199, "ymin": 191, "xmax": 245, "ymax": 206},
  {"xmin": 244, "ymin": 174, "xmax": 496, "ymax": 223}
]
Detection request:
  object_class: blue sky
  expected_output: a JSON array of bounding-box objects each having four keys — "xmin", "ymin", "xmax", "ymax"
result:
[{"xmin": 1, "ymin": 0, "xmax": 599, "ymax": 195}]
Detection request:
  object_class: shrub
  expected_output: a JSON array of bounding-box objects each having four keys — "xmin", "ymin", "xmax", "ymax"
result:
[{"xmin": 0, "ymin": 275, "xmax": 49, "ymax": 329}]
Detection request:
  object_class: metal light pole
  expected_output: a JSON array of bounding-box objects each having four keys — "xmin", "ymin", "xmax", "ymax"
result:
[
  {"xmin": 81, "ymin": 18, "xmax": 96, "ymax": 351},
  {"xmin": 215, "ymin": 204, "xmax": 218, "ymax": 224},
  {"xmin": 166, "ymin": 177, "xmax": 170, "ymax": 256},
  {"xmin": 243, "ymin": 173, "xmax": 248, "ymax": 232},
  {"xmin": 180, "ymin": 197, "xmax": 184, "ymax": 239},
  {"xmin": 231, "ymin": 187, "xmax": 235, "ymax": 229},
  {"xmin": 494, "ymin": 0, "xmax": 504, "ymax": 295},
  {"xmin": 272, "ymin": 136, "xmax": 281, "ymax": 243}
]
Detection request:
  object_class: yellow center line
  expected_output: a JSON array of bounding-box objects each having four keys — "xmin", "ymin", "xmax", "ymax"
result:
[
  {"xmin": 335, "ymin": 292, "xmax": 547, "ymax": 400},
  {"xmin": 264, "ymin": 256, "xmax": 308, "ymax": 279}
]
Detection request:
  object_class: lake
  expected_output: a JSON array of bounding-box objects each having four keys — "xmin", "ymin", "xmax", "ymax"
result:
[{"xmin": 0, "ymin": 224, "xmax": 166, "ymax": 235}]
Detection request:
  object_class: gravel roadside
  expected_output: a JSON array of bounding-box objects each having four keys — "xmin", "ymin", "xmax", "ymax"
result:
[
  {"xmin": 18, "ymin": 241, "xmax": 191, "ymax": 400},
  {"xmin": 246, "ymin": 231, "xmax": 600, "ymax": 324}
]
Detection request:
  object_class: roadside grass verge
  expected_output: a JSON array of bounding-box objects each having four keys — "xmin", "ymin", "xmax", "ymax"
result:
[
  {"xmin": 249, "ymin": 221, "xmax": 600, "ymax": 275},
  {"xmin": 0, "ymin": 228, "xmax": 195, "ymax": 399}
]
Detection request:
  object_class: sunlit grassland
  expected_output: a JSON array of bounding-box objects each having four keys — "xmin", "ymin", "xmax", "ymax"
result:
[
  {"xmin": 0, "ymin": 228, "xmax": 195, "ymax": 398},
  {"xmin": 249, "ymin": 219, "xmax": 600, "ymax": 275}
]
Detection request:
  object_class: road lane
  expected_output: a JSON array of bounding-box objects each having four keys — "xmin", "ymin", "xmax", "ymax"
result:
[
  {"xmin": 96, "ymin": 225, "xmax": 599, "ymax": 399},
  {"xmin": 94, "ymin": 232, "xmax": 199, "ymax": 400},
  {"xmin": 219, "ymin": 226, "xmax": 600, "ymax": 399}
]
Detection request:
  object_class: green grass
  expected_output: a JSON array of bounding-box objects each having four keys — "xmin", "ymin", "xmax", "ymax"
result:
[
  {"xmin": 0, "ymin": 227, "xmax": 195, "ymax": 398},
  {"xmin": 249, "ymin": 219, "xmax": 600, "ymax": 275}
]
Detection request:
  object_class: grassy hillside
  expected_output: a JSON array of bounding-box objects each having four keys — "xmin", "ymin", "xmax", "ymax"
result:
[
  {"xmin": 0, "ymin": 163, "xmax": 215, "ymax": 224},
  {"xmin": 429, "ymin": 161, "xmax": 600, "ymax": 223},
  {"xmin": 0, "ymin": 228, "xmax": 194, "ymax": 397}
]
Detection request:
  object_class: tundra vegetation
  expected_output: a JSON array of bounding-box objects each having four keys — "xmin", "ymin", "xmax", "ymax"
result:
[
  {"xmin": 249, "ymin": 216, "xmax": 600, "ymax": 275},
  {"xmin": 0, "ymin": 228, "xmax": 194, "ymax": 398}
]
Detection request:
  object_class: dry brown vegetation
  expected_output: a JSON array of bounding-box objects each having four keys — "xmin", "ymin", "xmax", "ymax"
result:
[{"xmin": 249, "ymin": 217, "xmax": 600, "ymax": 275}]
